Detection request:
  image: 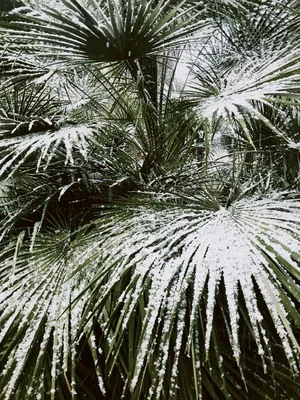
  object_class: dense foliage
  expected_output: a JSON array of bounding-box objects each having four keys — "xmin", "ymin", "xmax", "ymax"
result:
[{"xmin": 0, "ymin": 0, "xmax": 300, "ymax": 399}]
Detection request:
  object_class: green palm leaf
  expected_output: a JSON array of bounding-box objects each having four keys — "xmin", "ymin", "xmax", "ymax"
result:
[
  {"xmin": 1, "ymin": 191, "xmax": 300, "ymax": 399},
  {"xmin": 1, "ymin": 0, "xmax": 206, "ymax": 63}
]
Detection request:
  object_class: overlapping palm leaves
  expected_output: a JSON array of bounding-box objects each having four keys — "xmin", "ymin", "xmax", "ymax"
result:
[
  {"xmin": 1, "ymin": 0, "xmax": 207, "ymax": 62},
  {"xmin": 1, "ymin": 185, "xmax": 300, "ymax": 399},
  {"xmin": 0, "ymin": 0, "xmax": 300, "ymax": 399}
]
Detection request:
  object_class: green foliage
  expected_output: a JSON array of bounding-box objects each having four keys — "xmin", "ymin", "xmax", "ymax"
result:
[{"xmin": 0, "ymin": 1, "xmax": 300, "ymax": 399}]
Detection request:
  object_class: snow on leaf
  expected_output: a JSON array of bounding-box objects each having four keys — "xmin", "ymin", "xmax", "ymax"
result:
[
  {"xmin": 0, "ymin": 125, "xmax": 94, "ymax": 177},
  {"xmin": 1, "ymin": 192, "xmax": 300, "ymax": 397},
  {"xmin": 84, "ymin": 193, "xmax": 300, "ymax": 393},
  {"xmin": 190, "ymin": 48, "xmax": 300, "ymax": 143}
]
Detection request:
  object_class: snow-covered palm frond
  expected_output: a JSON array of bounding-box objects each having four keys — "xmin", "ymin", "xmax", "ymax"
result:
[
  {"xmin": 207, "ymin": 0, "xmax": 296, "ymax": 59},
  {"xmin": 1, "ymin": 191, "xmax": 299, "ymax": 399},
  {"xmin": 78, "ymin": 192, "xmax": 300, "ymax": 398},
  {"xmin": 0, "ymin": 83, "xmax": 61, "ymax": 127},
  {"xmin": 188, "ymin": 48, "xmax": 300, "ymax": 147},
  {"xmin": 0, "ymin": 82, "xmax": 94, "ymax": 177},
  {"xmin": 1, "ymin": 0, "xmax": 208, "ymax": 64},
  {"xmin": 0, "ymin": 51, "xmax": 52, "ymax": 87},
  {"xmin": 0, "ymin": 229, "xmax": 106, "ymax": 400},
  {"xmin": 0, "ymin": 125, "xmax": 95, "ymax": 178}
]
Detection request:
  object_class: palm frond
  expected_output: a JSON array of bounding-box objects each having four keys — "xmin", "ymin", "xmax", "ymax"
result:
[
  {"xmin": 1, "ymin": 0, "xmax": 208, "ymax": 63},
  {"xmin": 1, "ymin": 190, "xmax": 299, "ymax": 399}
]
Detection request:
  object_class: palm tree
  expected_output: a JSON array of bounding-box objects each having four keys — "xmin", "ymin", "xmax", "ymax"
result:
[{"xmin": 0, "ymin": 0, "xmax": 300, "ymax": 399}]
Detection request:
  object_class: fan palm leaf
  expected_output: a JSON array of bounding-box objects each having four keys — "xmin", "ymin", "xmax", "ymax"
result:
[
  {"xmin": 1, "ymin": 0, "xmax": 207, "ymax": 63},
  {"xmin": 1, "ymin": 190, "xmax": 300, "ymax": 399}
]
